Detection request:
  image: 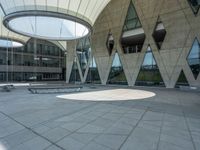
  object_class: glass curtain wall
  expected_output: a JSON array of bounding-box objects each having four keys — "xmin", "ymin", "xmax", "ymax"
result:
[
  {"xmin": 86, "ymin": 57, "xmax": 101, "ymax": 84},
  {"xmin": 0, "ymin": 38, "xmax": 65, "ymax": 82},
  {"xmin": 135, "ymin": 46, "xmax": 165, "ymax": 86},
  {"xmin": 107, "ymin": 52, "xmax": 127, "ymax": 85},
  {"xmin": 76, "ymin": 36, "xmax": 91, "ymax": 76},
  {"xmin": 187, "ymin": 38, "xmax": 200, "ymax": 79},
  {"xmin": 69, "ymin": 57, "xmax": 81, "ymax": 83},
  {"xmin": 121, "ymin": 0, "xmax": 145, "ymax": 54},
  {"xmin": 175, "ymin": 70, "xmax": 189, "ymax": 88}
]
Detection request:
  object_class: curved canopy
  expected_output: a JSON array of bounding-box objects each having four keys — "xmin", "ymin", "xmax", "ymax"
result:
[
  {"xmin": 0, "ymin": 8, "xmax": 29, "ymax": 47},
  {"xmin": 0, "ymin": 0, "xmax": 111, "ymax": 40}
]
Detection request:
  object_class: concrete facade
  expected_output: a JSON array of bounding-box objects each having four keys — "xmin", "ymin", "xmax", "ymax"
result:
[{"xmin": 66, "ymin": 0, "xmax": 200, "ymax": 88}]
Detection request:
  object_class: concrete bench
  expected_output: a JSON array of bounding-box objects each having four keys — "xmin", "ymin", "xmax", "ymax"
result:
[
  {"xmin": 179, "ymin": 86, "xmax": 200, "ymax": 92},
  {"xmin": 28, "ymin": 86, "xmax": 83, "ymax": 94},
  {"xmin": 1, "ymin": 85, "xmax": 15, "ymax": 92}
]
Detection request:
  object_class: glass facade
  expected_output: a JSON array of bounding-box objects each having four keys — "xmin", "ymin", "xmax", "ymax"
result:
[
  {"xmin": 76, "ymin": 36, "xmax": 91, "ymax": 76},
  {"xmin": 86, "ymin": 57, "xmax": 101, "ymax": 84},
  {"xmin": 122, "ymin": 1, "xmax": 142, "ymax": 32},
  {"xmin": 69, "ymin": 58, "xmax": 81, "ymax": 83},
  {"xmin": 121, "ymin": 0, "xmax": 145, "ymax": 54},
  {"xmin": 187, "ymin": 38, "xmax": 200, "ymax": 79},
  {"xmin": 175, "ymin": 70, "xmax": 189, "ymax": 88},
  {"xmin": 135, "ymin": 46, "xmax": 165, "ymax": 86},
  {"xmin": 0, "ymin": 38, "xmax": 65, "ymax": 82},
  {"xmin": 188, "ymin": 0, "xmax": 200, "ymax": 15},
  {"xmin": 107, "ymin": 52, "xmax": 127, "ymax": 85}
]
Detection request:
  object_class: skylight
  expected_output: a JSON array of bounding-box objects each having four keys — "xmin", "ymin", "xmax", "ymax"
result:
[{"xmin": 6, "ymin": 15, "xmax": 90, "ymax": 40}]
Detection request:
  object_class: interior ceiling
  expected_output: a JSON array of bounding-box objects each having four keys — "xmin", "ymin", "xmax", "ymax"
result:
[{"xmin": 0, "ymin": 0, "xmax": 111, "ymax": 26}]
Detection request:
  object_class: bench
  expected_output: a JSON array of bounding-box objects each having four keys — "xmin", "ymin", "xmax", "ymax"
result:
[
  {"xmin": 179, "ymin": 86, "xmax": 200, "ymax": 92},
  {"xmin": 28, "ymin": 86, "xmax": 83, "ymax": 94},
  {"xmin": 1, "ymin": 85, "xmax": 15, "ymax": 92}
]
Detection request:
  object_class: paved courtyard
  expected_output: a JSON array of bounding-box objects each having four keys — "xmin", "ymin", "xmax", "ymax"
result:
[{"xmin": 0, "ymin": 85, "xmax": 200, "ymax": 150}]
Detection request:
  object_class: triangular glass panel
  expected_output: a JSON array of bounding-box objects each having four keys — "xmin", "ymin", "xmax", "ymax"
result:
[
  {"xmin": 187, "ymin": 0, "xmax": 200, "ymax": 15},
  {"xmin": 120, "ymin": 1, "xmax": 145, "ymax": 54},
  {"xmin": 106, "ymin": 32, "xmax": 114, "ymax": 56},
  {"xmin": 76, "ymin": 36, "xmax": 91, "ymax": 76},
  {"xmin": 187, "ymin": 38, "xmax": 200, "ymax": 79},
  {"xmin": 86, "ymin": 57, "xmax": 101, "ymax": 84},
  {"xmin": 135, "ymin": 46, "xmax": 165, "ymax": 86},
  {"xmin": 107, "ymin": 52, "xmax": 128, "ymax": 85},
  {"xmin": 69, "ymin": 58, "xmax": 81, "ymax": 83},
  {"xmin": 152, "ymin": 16, "xmax": 166, "ymax": 50},
  {"xmin": 175, "ymin": 70, "xmax": 189, "ymax": 88}
]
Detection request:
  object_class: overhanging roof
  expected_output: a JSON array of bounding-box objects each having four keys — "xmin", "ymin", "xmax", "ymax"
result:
[
  {"xmin": 0, "ymin": 7, "xmax": 29, "ymax": 47},
  {"xmin": 0, "ymin": 0, "xmax": 111, "ymax": 26}
]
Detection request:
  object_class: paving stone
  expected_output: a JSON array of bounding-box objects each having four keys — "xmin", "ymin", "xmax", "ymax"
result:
[
  {"xmin": 158, "ymin": 141, "xmax": 185, "ymax": 150},
  {"xmin": 14, "ymin": 136, "xmax": 51, "ymax": 150},
  {"xmin": 82, "ymin": 142, "xmax": 112, "ymax": 150},
  {"xmin": 120, "ymin": 134, "xmax": 158, "ymax": 150},
  {"xmin": 69, "ymin": 132, "xmax": 98, "ymax": 144},
  {"xmin": 104, "ymin": 122, "xmax": 134, "ymax": 135},
  {"xmin": 45, "ymin": 145, "xmax": 63, "ymax": 150},
  {"xmin": 56, "ymin": 137, "xmax": 85, "ymax": 150},
  {"xmin": 77, "ymin": 124, "xmax": 105, "ymax": 133},
  {"xmin": 0, "ymin": 87, "xmax": 200, "ymax": 150},
  {"xmin": 42, "ymin": 127, "xmax": 71, "ymax": 142},
  {"xmin": 138, "ymin": 122, "xmax": 161, "ymax": 132},
  {"xmin": 32, "ymin": 124, "xmax": 51, "ymax": 134},
  {"xmin": 160, "ymin": 134, "xmax": 194, "ymax": 150},
  {"xmin": 162, "ymin": 126, "xmax": 191, "ymax": 140},
  {"xmin": 101, "ymin": 113, "xmax": 123, "ymax": 121},
  {"xmin": 2, "ymin": 128, "xmax": 36, "ymax": 148},
  {"xmin": 94, "ymin": 134, "xmax": 127, "ymax": 150},
  {"xmin": 61, "ymin": 122, "xmax": 86, "ymax": 132},
  {"xmin": 120, "ymin": 127, "xmax": 160, "ymax": 150},
  {"xmin": 90, "ymin": 118, "xmax": 114, "ymax": 129}
]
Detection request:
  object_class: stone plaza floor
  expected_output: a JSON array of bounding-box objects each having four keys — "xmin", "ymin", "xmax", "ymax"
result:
[{"xmin": 0, "ymin": 85, "xmax": 200, "ymax": 150}]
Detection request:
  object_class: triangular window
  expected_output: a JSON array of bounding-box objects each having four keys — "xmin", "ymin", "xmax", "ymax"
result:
[
  {"xmin": 76, "ymin": 36, "xmax": 91, "ymax": 76},
  {"xmin": 86, "ymin": 57, "xmax": 101, "ymax": 84},
  {"xmin": 69, "ymin": 58, "xmax": 81, "ymax": 83},
  {"xmin": 135, "ymin": 46, "xmax": 165, "ymax": 86},
  {"xmin": 107, "ymin": 52, "xmax": 128, "ymax": 85},
  {"xmin": 120, "ymin": 1, "xmax": 145, "ymax": 54},
  {"xmin": 175, "ymin": 70, "xmax": 189, "ymax": 88},
  {"xmin": 188, "ymin": 0, "xmax": 200, "ymax": 15},
  {"xmin": 187, "ymin": 38, "xmax": 200, "ymax": 79}
]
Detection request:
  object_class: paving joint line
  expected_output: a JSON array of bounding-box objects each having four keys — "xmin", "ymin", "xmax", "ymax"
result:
[
  {"xmin": 118, "ymin": 108, "xmax": 149, "ymax": 150},
  {"xmin": 182, "ymin": 108, "xmax": 197, "ymax": 150},
  {"xmin": 156, "ymin": 112, "xmax": 165, "ymax": 150},
  {"xmin": 41, "ymin": 104, "xmax": 117, "ymax": 149},
  {"xmin": 0, "ymin": 102, "xmax": 99, "ymax": 150},
  {"xmin": 0, "ymin": 110, "xmax": 66, "ymax": 150}
]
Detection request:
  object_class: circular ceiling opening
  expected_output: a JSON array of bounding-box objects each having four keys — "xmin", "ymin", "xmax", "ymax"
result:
[
  {"xmin": 4, "ymin": 11, "xmax": 91, "ymax": 40},
  {"xmin": 0, "ymin": 39, "xmax": 23, "ymax": 48}
]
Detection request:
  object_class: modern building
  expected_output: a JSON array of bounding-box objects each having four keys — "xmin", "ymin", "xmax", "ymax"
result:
[
  {"xmin": 0, "ymin": 38, "xmax": 66, "ymax": 82},
  {"xmin": 0, "ymin": 1, "xmax": 200, "ymax": 150},
  {"xmin": 0, "ymin": 0, "xmax": 199, "ymax": 88}
]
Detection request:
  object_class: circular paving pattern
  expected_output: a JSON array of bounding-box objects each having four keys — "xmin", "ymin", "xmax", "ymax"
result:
[{"xmin": 57, "ymin": 89, "xmax": 156, "ymax": 101}]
